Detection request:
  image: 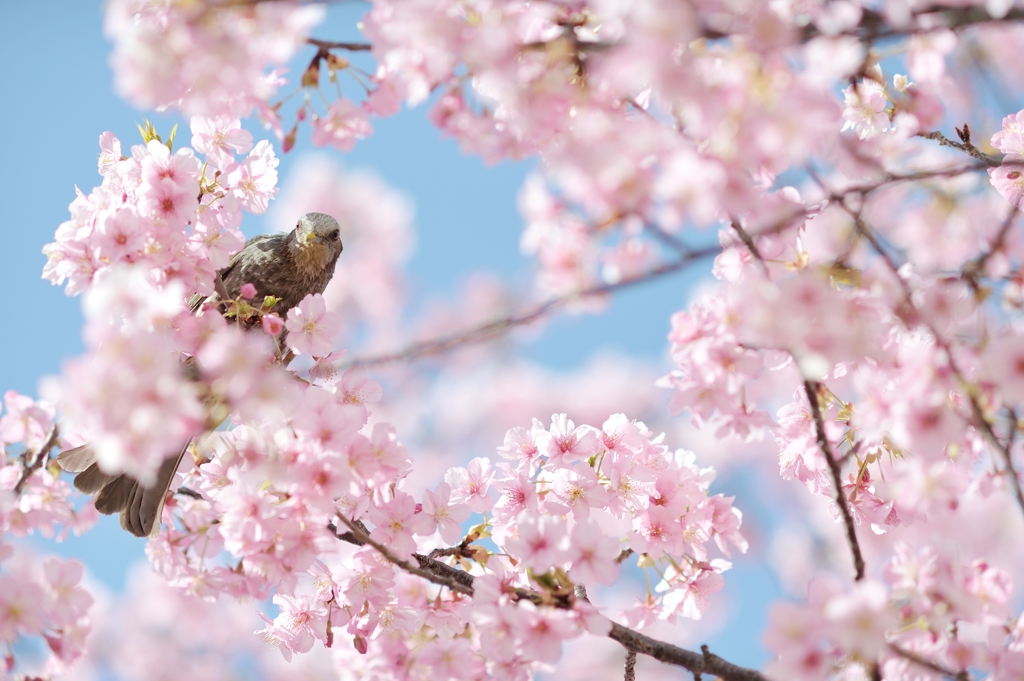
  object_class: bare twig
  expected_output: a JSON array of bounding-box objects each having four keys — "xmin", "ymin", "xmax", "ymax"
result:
[
  {"xmin": 643, "ymin": 223, "xmax": 693, "ymax": 257},
  {"xmin": 963, "ymin": 205, "xmax": 1019, "ymax": 282},
  {"xmin": 918, "ymin": 130, "xmax": 1001, "ymax": 167},
  {"xmin": 624, "ymin": 650, "xmax": 637, "ymax": 681},
  {"xmin": 306, "ymin": 38, "xmax": 373, "ymax": 52},
  {"xmin": 615, "ymin": 548, "xmax": 635, "ymax": 564},
  {"xmin": 890, "ymin": 644, "xmax": 970, "ymax": 681},
  {"xmin": 331, "ymin": 521, "xmax": 769, "ymax": 681},
  {"xmin": 829, "ymin": 5, "xmax": 1024, "ymax": 40},
  {"xmin": 342, "ymin": 250, "xmax": 715, "ymax": 370},
  {"xmin": 803, "ymin": 380, "xmax": 866, "ymax": 581},
  {"xmin": 335, "ymin": 515, "xmax": 474, "ymax": 596},
  {"xmin": 13, "ymin": 426, "xmax": 60, "ymax": 495},
  {"xmin": 730, "ymin": 219, "xmax": 769, "ymax": 276},
  {"xmin": 175, "ymin": 486, "xmax": 204, "ymax": 500}
]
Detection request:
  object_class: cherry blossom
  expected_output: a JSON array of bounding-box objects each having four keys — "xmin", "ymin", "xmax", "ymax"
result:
[{"xmin": 285, "ymin": 293, "xmax": 344, "ymax": 357}]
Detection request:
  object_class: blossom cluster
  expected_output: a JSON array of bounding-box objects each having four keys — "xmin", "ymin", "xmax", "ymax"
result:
[
  {"xmin": 767, "ymin": 544, "xmax": 1020, "ymax": 681},
  {"xmin": 17, "ymin": 1, "xmax": 1024, "ymax": 680},
  {"xmin": 42, "ymin": 120, "xmax": 295, "ymax": 486},
  {"xmin": 105, "ymin": 0, "xmax": 324, "ymax": 118},
  {"xmin": 0, "ymin": 391, "xmax": 95, "ymax": 676},
  {"xmin": 43, "ymin": 120, "xmax": 278, "ymax": 298},
  {"xmin": 144, "ymin": 407, "xmax": 742, "ymax": 677}
]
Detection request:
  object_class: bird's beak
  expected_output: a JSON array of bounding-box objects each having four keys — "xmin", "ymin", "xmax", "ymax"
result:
[{"xmin": 314, "ymin": 235, "xmax": 326, "ymax": 246}]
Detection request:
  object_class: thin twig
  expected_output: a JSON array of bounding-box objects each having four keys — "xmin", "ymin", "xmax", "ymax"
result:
[
  {"xmin": 918, "ymin": 130, "xmax": 1001, "ymax": 167},
  {"xmin": 13, "ymin": 426, "xmax": 60, "ymax": 495},
  {"xmin": 306, "ymin": 38, "xmax": 373, "ymax": 51},
  {"xmin": 342, "ymin": 250, "xmax": 715, "ymax": 370},
  {"xmin": 829, "ymin": 5, "xmax": 1024, "ymax": 40},
  {"xmin": 804, "ymin": 380, "xmax": 866, "ymax": 581},
  {"xmin": 890, "ymin": 644, "xmax": 970, "ymax": 681},
  {"xmin": 624, "ymin": 650, "xmax": 637, "ymax": 681},
  {"xmin": 730, "ymin": 219, "xmax": 769, "ymax": 276},
  {"xmin": 963, "ymin": 205, "xmax": 1019, "ymax": 282},
  {"xmin": 331, "ymin": 521, "xmax": 769, "ymax": 681},
  {"xmin": 335, "ymin": 515, "xmax": 474, "ymax": 596},
  {"xmin": 643, "ymin": 223, "xmax": 693, "ymax": 256}
]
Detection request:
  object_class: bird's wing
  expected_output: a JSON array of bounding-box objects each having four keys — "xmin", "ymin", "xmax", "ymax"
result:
[
  {"xmin": 55, "ymin": 444, "xmax": 97, "ymax": 473},
  {"xmin": 189, "ymin": 233, "xmax": 280, "ymax": 313}
]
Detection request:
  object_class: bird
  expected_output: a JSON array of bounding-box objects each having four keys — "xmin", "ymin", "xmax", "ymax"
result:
[{"xmin": 56, "ymin": 212, "xmax": 344, "ymax": 538}]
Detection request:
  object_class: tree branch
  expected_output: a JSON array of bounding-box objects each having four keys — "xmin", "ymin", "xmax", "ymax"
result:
[
  {"xmin": 918, "ymin": 130, "xmax": 1000, "ymax": 167},
  {"xmin": 803, "ymin": 380, "xmax": 866, "ymax": 581},
  {"xmin": 730, "ymin": 219, "xmax": 769, "ymax": 276},
  {"xmin": 342, "ymin": 249, "xmax": 716, "ymax": 369},
  {"xmin": 331, "ymin": 520, "xmax": 769, "ymax": 681},
  {"xmin": 13, "ymin": 425, "xmax": 60, "ymax": 495},
  {"xmin": 306, "ymin": 38, "xmax": 373, "ymax": 52},
  {"xmin": 624, "ymin": 649, "xmax": 637, "ymax": 681},
  {"xmin": 890, "ymin": 644, "xmax": 970, "ymax": 681},
  {"xmin": 334, "ymin": 515, "xmax": 474, "ymax": 596},
  {"xmin": 963, "ymin": 205, "xmax": 1019, "ymax": 283}
]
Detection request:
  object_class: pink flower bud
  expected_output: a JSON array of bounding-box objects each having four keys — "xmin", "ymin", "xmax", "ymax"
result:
[
  {"xmin": 239, "ymin": 282, "xmax": 257, "ymax": 299},
  {"xmin": 262, "ymin": 313, "xmax": 285, "ymax": 336},
  {"xmin": 353, "ymin": 635, "xmax": 367, "ymax": 655}
]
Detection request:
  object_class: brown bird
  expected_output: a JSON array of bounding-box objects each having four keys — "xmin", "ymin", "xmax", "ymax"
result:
[{"xmin": 56, "ymin": 212, "xmax": 344, "ymax": 538}]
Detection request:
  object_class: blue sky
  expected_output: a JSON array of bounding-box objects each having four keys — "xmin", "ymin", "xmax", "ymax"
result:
[{"xmin": 0, "ymin": 2, "xmax": 774, "ymax": 672}]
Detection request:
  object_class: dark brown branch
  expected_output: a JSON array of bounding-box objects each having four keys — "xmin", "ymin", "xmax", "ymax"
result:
[
  {"xmin": 890, "ymin": 644, "xmax": 970, "ymax": 681},
  {"xmin": 963, "ymin": 205, "xmax": 1019, "ymax": 282},
  {"xmin": 624, "ymin": 650, "xmax": 637, "ymax": 681},
  {"xmin": 828, "ymin": 5, "xmax": 1024, "ymax": 40},
  {"xmin": 306, "ymin": 38, "xmax": 373, "ymax": 52},
  {"xmin": 730, "ymin": 219, "xmax": 769, "ymax": 276},
  {"xmin": 331, "ymin": 521, "xmax": 768, "ymax": 681},
  {"xmin": 803, "ymin": 380, "xmax": 866, "ymax": 581},
  {"xmin": 918, "ymin": 130, "xmax": 1000, "ymax": 167},
  {"xmin": 335, "ymin": 515, "xmax": 474, "ymax": 596},
  {"xmin": 13, "ymin": 426, "xmax": 60, "ymax": 495},
  {"xmin": 175, "ymin": 486, "xmax": 204, "ymax": 500}
]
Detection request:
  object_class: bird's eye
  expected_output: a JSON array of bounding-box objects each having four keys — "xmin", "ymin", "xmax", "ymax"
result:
[{"xmin": 330, "ymin": 229, "xmax": 339, "ymax": 240}]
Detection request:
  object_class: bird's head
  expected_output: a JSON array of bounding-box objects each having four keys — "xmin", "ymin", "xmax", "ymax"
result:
[{"xmin": 288, "ymin": 212, "xmax": 344, "ymax": 275}]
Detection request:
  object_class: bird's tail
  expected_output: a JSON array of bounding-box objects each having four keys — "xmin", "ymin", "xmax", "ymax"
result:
[{"xmin": 55, "ymin": 444, "xmax": 189, "ymax": 538}]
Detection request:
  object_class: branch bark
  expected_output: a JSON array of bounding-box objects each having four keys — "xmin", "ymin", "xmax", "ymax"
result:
[
  {"xmin": 803, "ymin": 380, "xmax": 866, "ymax": 581},
  {"xmin": 890, "ymin": 644, "xmax": 970, "ymax": 681},
  {"xmin": 330, "ymin": 519, "xmax": 769, "ymax": 681},
  {"xmin": 342, "ymin": 249, "xmax": 716, "ymax": 370},
  {"xmin": 13, "ymin": 425, "xmax": 60, "ymax": 495}
]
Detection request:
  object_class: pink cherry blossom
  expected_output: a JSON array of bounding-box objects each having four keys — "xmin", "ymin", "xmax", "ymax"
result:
[
  {"xmin": 566, "ymin": 520, "xmax": 619, "ymax": 586},
  {"xmin": 421, "ymin": 482, "xmax": 470, "ymax": 545},
  {"xmin": 190, "ymin": 116, "xmax": 254, "ymax": 168},
  {"xmin": 504, "ymin": 513, "xmax": 570, "ymax": 574},
  {"xmin": 311, "ymin": 99, "xmax": 373, "ymax": 152},
  {"xmin": 285, "ymin": 293, "xmax": 344, "ymax": 357},
  {"xmin": 445, "ymin": 457, "xmax": 495, "ymax": 513}
]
